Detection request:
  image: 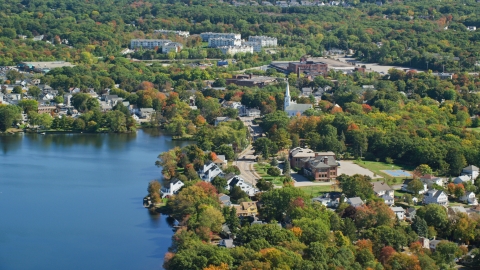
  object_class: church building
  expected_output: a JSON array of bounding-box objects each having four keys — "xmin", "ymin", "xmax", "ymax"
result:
[{"xmin": 284, "ymin": 80, "xmax": 313, "ymax": 117}]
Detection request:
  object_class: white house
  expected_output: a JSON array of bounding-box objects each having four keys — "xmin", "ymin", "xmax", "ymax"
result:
[
  {"xmin": 215, "ymin": 116, "xmax": 230, "ymax": 126},
  {"xmin": 225, "ymin": 175, "xmax": 259, "ymax": 196},
  {"xmin": 284, "ymin": 81, "xmax": 313, "ymax": 117},
  {"xmin": 372, "ymin": 181, "xmax": 394, "ymax": 198},
  {"xmin": 198, "ymin": 162, "xmax": 223, "ymax": 182},
  {"xmin": 423, "ymin": 189, "xmax": 448, "ymax": 206},
  {"xmin": 429, "ymin": 240, "xmax": 442, "ymax": 251},
  {"xmin": 460, "ymin": 192, "xmax": 478, "ymax": 205},
  {"xmin": 462, "ymin": 165, "xmax": 479, "ymax": 180},
  {"xmin": 160, "ymin": 179, "xmax": 184, "ymax": 198},
  {"xmin": 390, "ymin": 207, "xmax": 405, "ymax": 220},
  {"xmin": 381, "ymin": 194, "xmax": 394, "ymax": 206},
  {"xmin": 453, "ymin": 175, "xmax": 473, "ymax": 185},
  {"xmin": 420, "ymin": 174, "xmax": 445, "ymax": 188}
]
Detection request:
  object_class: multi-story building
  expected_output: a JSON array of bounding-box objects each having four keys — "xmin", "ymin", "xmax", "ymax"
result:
[
  {"xmin": 200, "ymin": 32, "xmax": 241, "ymax": 41},
  {"xmin": 248, "ymin": 36, "xmax": 277, "ymax": 47},
  {"xmin": 243, "ymin": 41, "xmax": 262, "ymax": 52},
  {"xmin": 208, "ymin": 38, "xmax": 241, "ymax": 48},
  {"xmin": 162, "ymin": 42, "xmax": 183, "ymax": 53},
  {"xmin": 130, "ymin": 39, "xmax": 171, "ymax": 49},
  {"xmin": 154, "ymin": 29, "xmax": 190, "ymax": 37},
  {"xmin": 218, "ymin": 45, "xmax": 253, "ymax": 55},
  {"xmin": 287, "ymin": 56, "xmax": 328, "ymax": 75}
]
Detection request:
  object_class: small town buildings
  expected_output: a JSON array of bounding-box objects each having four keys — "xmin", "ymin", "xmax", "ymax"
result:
[
  {"xmin": 289, "ymin": 147, "xmax": 316, "ymax": 168},
  {"xmin": 284, "ymin": 81, "xmax": 313, "ymax": 116},
  {"xmin": 453, "ymin": 175, "xmax": 473, "ymax": 185},
  {"xmin": 406, "ymin": 208, "xmax": 417, "ymax": 221},
  {"xmin": 460, "ymin": 192, "xmax": 478, "ymax": 205},
  {"xmin": 226, "ymin": 75, "xmax": 276, "ymax": 88},
  {"xmin": 381, "ymin": 194, "xmax": 395, "ymax": 206},
  {"xmin": 390, "ymin": 207, "xmax": 405, "ymax": 220},
  {"xmin": 154, "ymin": 29, "xmax": 190, "ymax": 38},
  {"xmin": 448, "ymin": 206, "xmax": 467, "ymax": 217},
  {"xmin": 130, "ymin": 39, "xmax": 171, "ymax": 49},
  {"xmin": 287, "ymin": 56, "xmax": 328, "ymax": 75},
  {"xmin": 160, "ymin": 179, "xmax": 185, "ymax": 198},
  {"xmin": 218, "ymin": 45, "xmax": 254, "ymax": 55},
  {"xmin": 200, "ymin": 32, "xmax": 241, "ymax": 42},
  {"xmin": 418, "ymin": 237, "xmax": 430, "ymax": 249},
  {"xmin": 139, "ymin": 108, "xmax": 155, "ymax": 119},
  {"xmin": 429, "ymin": 240, "xmax": 442, "ymax": 251},
  {"xmin": 234, "ymin": 201, "xmax": 258, "ymax": 217},
  {"xmin": 245, "ymin": 108, "xmax": 261, "ymax": 117},
  {"xmin": 38, "ymin": 105, "xmax": 56, "ymax": 114},
  {"xmin": 420, "ymin": 174, "xmax": 444, "ymax": 188},
  {"xmin": 467, "ymin": 26, "xmax": 477, "ymax": 31},
  {"xmin": 162, "ymin": 42, "xmax": 183, "ymax": 53},
  {"xmin": 209, "ymin": 38, "xmax": 241, "ymax": 48},
  {"xmin": 423, "ymin": 189, "xmax": 448, "ymax": 206},
  {"xmin": 198, "ymin": 162, "xmax": 223, "ymax": 182},
  {"xmin": 303, "ymin": 154, "xmax": 338, "ymax": 181},
  {"xmin": 17, "ymin": 61, "xmax": 74, "ymax": 73},
  {"xmin": 347, "ymin": 197, "xmax": 364, "ymax": 207},
  {"xmin": 248, "ymin": 36, "xmax": 277, "ymax": 47}
]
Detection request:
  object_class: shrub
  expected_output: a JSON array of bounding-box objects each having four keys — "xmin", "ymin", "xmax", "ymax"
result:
[{"xmin": 267, "ymin": 167, "xmax": 281, "ymax": 176}]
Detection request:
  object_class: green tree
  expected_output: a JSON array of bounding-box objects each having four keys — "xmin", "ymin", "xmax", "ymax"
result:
[
  {"xmin": 0, "ymin": 105, "xmax": 21, "ymax": 131},
  {"xmin": 18, "ymin": 99, "xmax": 38, "ymax": 114},
  {"xmin": 72, "ymin": 118, "xmax": 86, "ymax": 131},
  {"xmin": 260, "ymin": 187, "xmax": 309, "ymax": 221},
  {"xmin": 230, "ymin": 185, "xmax": 248, "ymax": 203},
  {"xmin": 413, "ymin": 164, "xmax": 433, "ymax": 177},
  {"xmin": 253, "ymin": 138, "xmax": 277, "ymax": 159},
  {"xmin": 411, "ymin": 216, "xmax": 428, "ymax": 238},
  {"xmin": 215, "ymin": 144, "xmax": 235, "ymax": 161},
  {"xmin": 407, "ymin": 179, "xmax": 424, "ymax": 195},
  {"xmin": 267, "ymin": 167, "xmax": 281, "ymax": 176},
  {"xmin": 211, "ymin": 176, "xmax": 227, "ymax": 194},
  {"xmin": 28, "ymin": 86, "xmax": 42, "ymax": 99},
  {"xmin": 256, "ymin": 178, "xmax": 274, "ymax": 191},
  {"xmin": 445, "ymin": 148, "xmax": 467, "ymax": 176},
  {"xmin": 105, "ymin": 110, "xmax": 127, "ymax": 132},
  {"xmin": 12, "ymin": 86, "xmax": 23, "ymax": 94},
  {"xmin": 283, "ymin": 159, "xmax": 291, "ymax": 177},
  {"xmin": 433, "ymin": 241, "xmax": 461, "ymax": 266},
  {"xmin": 338, "ymin": 174, "xmax": 374, "ymax": 200},
  {"xmin": 417, "ymin": 204, "xmax": 448, "ymax": 231}
]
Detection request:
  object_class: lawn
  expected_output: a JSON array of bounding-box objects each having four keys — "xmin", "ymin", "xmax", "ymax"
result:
[
  {"xmin": 254, "ymin": 163, "xmax": 284, "ymax": 185},
  {"xmin": 297, "ymin": 185, "xmax": 341, "ymax": 197},
  {"xmin": 353, "ymin": 160, "xmax": 414, "ymax": 181},
  {"xmin": 467, "ymin": 127, "xmax": 480, "ymax": 133}
]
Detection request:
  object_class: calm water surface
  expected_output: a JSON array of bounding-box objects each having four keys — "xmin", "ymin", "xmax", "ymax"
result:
[{"xmin": 0, "ymin": 129, "xmax": 187, "ymax": 270}]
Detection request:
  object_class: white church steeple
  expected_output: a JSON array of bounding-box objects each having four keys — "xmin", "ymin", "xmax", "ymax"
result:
[{"xmin": 284, "ymin": 79, "xmax": 291, "ymax": 110}]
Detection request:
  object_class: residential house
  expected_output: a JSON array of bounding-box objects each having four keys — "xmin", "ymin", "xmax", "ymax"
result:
[
  {"xmin": 462, "ymin": 165, "xmax": 479, "ymax": 180},
  {"xmin": 390, "ymin": 207, "xmax": 405, "ymax": 220},
  {"xmin": 289, "ymin": 147, "xmax": 316, "ymax": 168},
  {"xmin": 218, "ymin": 239, "xmax": 235, "ymax": 248},
  {"xmin": 423, "ymin": 189, "xmax": 448, "ymax": 206},
  {"xmin": 215, "ymin": 116, "xmax": 230, "ymax": 126},
  {"xmin": 213, "ymin": 155, "xmax": 227, "ymax": 169},
  {"xmin": 467, "ymin": 26, "xmax": 477, "ymax": 31},
  {"xmin": 226, "ymin": 175, "xmax": 258, "ymax": 196},
  {"xmin": 160, "ymin": 179, "xmax": 185, "ymax": 198},
  {"xmin": 420, "ymin": 174, "xmax": 444, "ymax": 188},
  {"xmin": 453, "ymin": 175, "xmax": 473, "ymax": 185},
  {"xmin": 218, "ymin": 194, "xmax": 232, "ymax": 207},
  {"xmin": 347, "ymin": 197, "xmax": 364, "ymax": 207},
  {"xmin": 139, "ymin": 108, "xmax": 155, "ymax": 119},
  {"xmin": 162, "ymin": 42, "xmax": 183, "ymax": 54},
  {"xmin": 301, "ymin": 87, "xmax": 313, "ymax": 97},
  {"xmin": 38, "ymin": 105, "xmax": 56, "ymax": 114},
  {"xmin": 313, "ymin": 192, "xmax": 343, "ymax": 208},
  {"xmin": 245, "ymin": 108, "xmax": 261, "ymax": 117},
  {"xmin": 381, "ymin": 194, "xmax": 395, "ymax": 206},
  {"xmin": 234, "ymin": 201, "xmax": 258, "ymax": 217},
  {"xmin": 406, "ymin": 207, "xmax": 417, "ymax": 221},
  {"xmin": 460, "ymin": 191, "xmax": 478, "ymax": 205},
  {"xmin": 418, "ymin": 237, "xmax": 430, "ymax": 249},
  {"xmin": 372, "ymin": 181, "xmax": 394, "ymax": 198},
  {"xmin": 429, "ymin": 240, "xmax": 442, "ymax": 251},
  {"xmin": 198, "ymin": 162, "xmax": 223, "ymax": 182}
]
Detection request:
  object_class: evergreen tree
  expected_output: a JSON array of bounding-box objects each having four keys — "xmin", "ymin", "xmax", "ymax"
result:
[
  {"xmin": 342, "ymin": 218, "xmax": 357, "ymax": 241},
  {"xmin": 412, "ymin": 216, "xmax": 428, "ymax": 238},
  {"xmin": 283, "ymin": 159, "xmax": 291, "ymax": 177}
]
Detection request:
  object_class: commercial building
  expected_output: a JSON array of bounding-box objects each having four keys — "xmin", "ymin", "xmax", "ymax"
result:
[
  {"xmin": 130, "ymin": 39, "xmax": 172, "ymax": 49},
  {"xmin": 226, "ymin": 74, "xmax": 277, "ymax": 88},
  {"xmin": 287, "ymin": 56, "xmax": 328, "ymax": 75},
  {"xmin": 218, "ymin": 45, "xmax": 253, "ymax": 55},
  {"xmin": 208, "ymin": 38, "xmax": 241, "ymax": 48},
  {"xmin": 248, "ymin": 36, "xmax": 277, "ymax": 47},
  {"xmin": 200, "ymin": 32, "xmax": 241, "ymax": 41}
]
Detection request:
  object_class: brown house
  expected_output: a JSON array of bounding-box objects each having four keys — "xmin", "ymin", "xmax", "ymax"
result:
[
  {"xmin": 303, "ymin": 155, "xmax": 338, "ymax": 181},
  {"xmin": 289, "ymin": 147, "xmax": 315, "ymax": 168}
]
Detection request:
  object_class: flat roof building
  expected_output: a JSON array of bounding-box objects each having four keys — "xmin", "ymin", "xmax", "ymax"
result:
[
  {"xmin": 17, "ymin": 61, "xmax": 75, "ymax": 73},
  {"xmin": 130, "ymin": 39, "xmax": 172, "ymax": 49}
]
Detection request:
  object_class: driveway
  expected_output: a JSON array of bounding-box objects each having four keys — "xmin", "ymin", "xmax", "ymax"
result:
[{"xmin": 337, "ymin": 161, "xmax": 381, "ymax": 179}]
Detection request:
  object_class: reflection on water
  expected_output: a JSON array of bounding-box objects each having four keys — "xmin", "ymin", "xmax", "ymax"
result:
[{"xmin": 0, "ymin": 134, "xmax": 22, "ymax": 154}]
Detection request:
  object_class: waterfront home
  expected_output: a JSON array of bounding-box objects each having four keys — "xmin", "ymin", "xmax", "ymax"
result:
[
  {"xmin": 198, "ymin": 162, "xmax": 223, "ymax": 182},
  {"xmin": 160, "ymin": 179, "xmax": 184, "ymax": 198}
]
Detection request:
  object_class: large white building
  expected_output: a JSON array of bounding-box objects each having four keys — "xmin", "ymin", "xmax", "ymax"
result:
[
  {"xmin": 284, "ymin": 80, "xmax": 313, "ymax": 117},
  {"xmin": 154, "ymin": 29, "xmax": 190, "ymax": 37},
  {"xmin": 130, "ymin": 39, "xmax": 172, "ymax": 49},
  {"xmin": 209, "ymin": 38, "xmax": 241, "ymax": 48},
  {"xmin": 162, "ymin": 42, "xmax": 183, "ymax": 53},
  {"xmin": 243, "ymin": 41, "xmax": 262, "ymax": 52},
  {"xmin": 200, "ymin": 32, "xmax": 241, "ymax": 41},
  {"xmin": 219, "ymin": 45, "xmax": 253, "ymax": 55},
  {"xmin": 248, "ymin": 36, "xmax": 277, "ymax": 47}
]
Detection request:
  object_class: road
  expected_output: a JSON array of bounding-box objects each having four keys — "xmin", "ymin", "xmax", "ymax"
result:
[{"xmin": 235, "ymin": 145, "xmax": 260, "ymax": 186}]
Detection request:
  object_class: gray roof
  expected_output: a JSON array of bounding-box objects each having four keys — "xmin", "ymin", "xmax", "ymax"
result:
[
  {"xmin": 219, "ymin": 239, "xmax": 234, "ymax": 248},
  {"xmin": 285, "ymin": 103, "xmax": 313, "ymax": 111},
  {"xmin": 305, "ymin": 156, "xmax": 337, "ymax": 169},
  {"xmin": 372, "ymin": 181, "xmax": 393, "ymax": 193},
  {"xmin": 463, "ymin": 165, "xmax": 479, "ymax": 171},
  {"xmin": 290, "ymin": 147, "xmax": 315, "ymax": 158},
  {"xmin": 381, "ymin": 194, "xmax": 394, "ymax": 200},
  {"xmin": 348, "ymin": 197, "xmax": 363, "ymax": 206},
  {"xmin": 390, "ymin": 207, "xmax": 405, "ymax": 212}
]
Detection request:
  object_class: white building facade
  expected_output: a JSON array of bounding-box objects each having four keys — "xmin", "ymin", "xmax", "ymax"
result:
[
  {"xmin": 130, "ymin": 39, "xmax": 172, "ymax": 49},
  {"xmin": 218, "ymin": 46, "xmax": 253, "ymax": 55},
  {"xmin": 248, "ymin": 36, "xmax": 277, "ymax": 47},
  {"xmin": 200, "ymin": 32, "xmax": 241, "ymax": 41}
]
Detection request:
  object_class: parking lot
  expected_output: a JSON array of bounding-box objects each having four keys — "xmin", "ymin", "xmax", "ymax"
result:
[{"xmin": 337, "ymin": 161, "xmax": 381, "ymax": 179}]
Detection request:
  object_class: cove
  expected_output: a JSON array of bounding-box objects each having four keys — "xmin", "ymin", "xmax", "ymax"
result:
[{"xmin": 0, "ymin": 129, "xmax": 188, "ymax": 270}]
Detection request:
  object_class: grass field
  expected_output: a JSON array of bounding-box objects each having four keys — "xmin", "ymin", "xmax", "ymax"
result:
[
  {"xmin": 297, "ymin": 185, "xmax": 341, "ymax": 197},
  {"xmin": 353, "ymin": 160, "xmax": 414, "ymax": 180},
  {"xmin": 467, "ymin": 127, "xmax": 480, "ymax": 133},
  {"xmin": 254, "ymin": 163, "xmax": 284, "ymax": 185}
]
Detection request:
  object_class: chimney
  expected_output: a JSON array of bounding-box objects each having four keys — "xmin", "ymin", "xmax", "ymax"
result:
[
  {"xmin": 249, "ymin": 74, "xmax": 252, "ymax": 79},
  {"xmin": 324, "ymin": 157, "xmax": 328, "ymax": 164}
]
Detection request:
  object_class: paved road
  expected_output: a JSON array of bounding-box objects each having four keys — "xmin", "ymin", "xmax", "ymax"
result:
[{"xmin": 235, "ymin": 145, "xmax": 260, "ymax": 186}]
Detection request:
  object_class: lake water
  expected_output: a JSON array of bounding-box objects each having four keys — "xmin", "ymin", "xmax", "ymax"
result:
[{"xmin": 0, "ymin": 129, "xmax": 187, "ymax": 270}]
